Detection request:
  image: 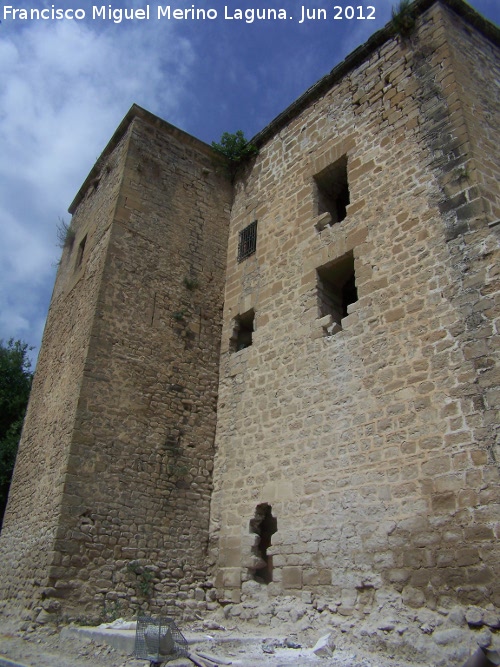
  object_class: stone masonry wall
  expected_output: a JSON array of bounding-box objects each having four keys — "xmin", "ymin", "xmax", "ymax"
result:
[
  {"xmin": 440, "ymin": 4, "xmax": 500, "ymax": 464},
  {"xmin": 0, "ymin": 129, "xmax": 129, "ymax": 620},
  {"xmin": 48, "ymin": 112, "xmax": 232, "ymax": 621},
  {"xmin": 209, "ymin": 2, "xmax": 499, "ymax": 658},
  {"xmin": 444, "ymin": 6, "xmax": 500, "ymax": 226}
]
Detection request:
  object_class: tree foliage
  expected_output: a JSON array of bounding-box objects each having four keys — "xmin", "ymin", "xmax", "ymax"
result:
[
  {"xmin": 0, "ymin": 339, "xmax": 33, "ymax": 528},
  {"xmin": 211, "ymin": 130, "xmax": 259, "ymax": 181}
]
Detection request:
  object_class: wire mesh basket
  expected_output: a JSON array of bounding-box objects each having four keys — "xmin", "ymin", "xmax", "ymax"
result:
[{"xmin": 134, "ymin": 615, "xmax": 188, "ymax": 664}]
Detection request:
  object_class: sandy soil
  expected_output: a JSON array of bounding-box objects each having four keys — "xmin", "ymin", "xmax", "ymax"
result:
[{"xmin": 0, "ymin": 619, "xmax": 424, "ymax": 667}]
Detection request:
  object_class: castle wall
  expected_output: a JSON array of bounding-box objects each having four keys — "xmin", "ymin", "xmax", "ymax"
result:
[
  {"xmin": 0, "ymin": 109, "xmax": 233, "ymax": 622},
  {"xmin": 210, "ymin": 1, "xmax": 499, "ymax": 640},
  {"xmin": 0, "ymin": 1, "xmax": 497, "ymax": 656}
]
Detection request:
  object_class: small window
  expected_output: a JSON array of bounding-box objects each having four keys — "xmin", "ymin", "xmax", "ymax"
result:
[
  {"xmin": 238, "ymin": 221, "xmax": 257, "ymax": 262},
  {"xmin": 316, "ymin": 252, "xmax": 357, "ymax": 333},
  {"xmin": 230, "ymin": 309, "xmax": 255, "ymax": 351},
  {"xmin": 314, "ymin": 156, "xmax": 349, "ymax": 226},
  {"xmin": 76, "ymin": 235, "xmax": 87, "ymax": 269}
]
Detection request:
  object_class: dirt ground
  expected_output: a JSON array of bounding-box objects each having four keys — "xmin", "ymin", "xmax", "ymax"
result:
[{"xmin": 0, "ymin": 618, "xmax": 428, "ymax": 667}]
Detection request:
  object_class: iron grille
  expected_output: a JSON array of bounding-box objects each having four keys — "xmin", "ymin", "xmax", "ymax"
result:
[
  {"xmin": 238, "ymin": 220, "xmax": 257, "ymax": 262},
  {"xmin": 134, "ymin": 615, "xmax": 188, "ymax": 664}
]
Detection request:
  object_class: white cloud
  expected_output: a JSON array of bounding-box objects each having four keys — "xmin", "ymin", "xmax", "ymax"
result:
[
  {"xmin": 0, "ymin": 18, "xmax": 194, "ymax": 361},
  {"xmin": 1, "ymin": 0, "xmax": 496, "ymax": 365}
]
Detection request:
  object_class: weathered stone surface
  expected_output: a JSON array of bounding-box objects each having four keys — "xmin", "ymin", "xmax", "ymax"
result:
[
  {"xmin": 433, "ymin": 628, "xmax": 464, "ymax": 645},
  {"xmin": 210, "ymin": 0, "xmax": 500, "ymax": 633},
  {"xmin": 312, "ymin": 633, "xmax": 336, "ymax": 657}
]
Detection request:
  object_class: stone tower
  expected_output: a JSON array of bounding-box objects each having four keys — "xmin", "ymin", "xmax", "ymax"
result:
[{"xmin": 0, "ymin": 107, "xmax": 232, "ymax": 621}]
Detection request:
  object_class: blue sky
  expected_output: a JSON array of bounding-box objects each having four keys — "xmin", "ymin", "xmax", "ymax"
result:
[{"xmin": 0, "ymin": 0, "xmax": 499, "ymax": 365}]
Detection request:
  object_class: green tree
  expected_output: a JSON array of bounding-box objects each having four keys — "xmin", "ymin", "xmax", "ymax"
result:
[
  {"xmin": 0, "ymin": 339, "xmax": 33, "ymax": 528},
  {"xmin": 211, "ymin": 130, "xmax": 258, "ymax": 182}
]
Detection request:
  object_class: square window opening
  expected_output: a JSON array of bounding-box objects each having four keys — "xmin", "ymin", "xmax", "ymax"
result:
[
  {"xmin": 238, "ymin": 220, "xmax": 257, "ymax": 262},
  {"xmin": 314, "ymin": 155, "xmax": 350, "ymax": 226},
  {"xmin": 230, "ymin": 309, "xmax": 255, "ymax": 352},
  {"xmin": 316, "ymin": 252, "xmax": 357, "ymax": 332}
]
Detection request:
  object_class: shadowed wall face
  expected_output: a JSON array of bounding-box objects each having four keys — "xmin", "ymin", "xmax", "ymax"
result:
[
  {"xmin": 0, "ymin": 113, "xmax": 233, "ymax": 621},
  {"xmin": 0, "ymin": 129, "xmax": 129, "ymax": 620}
]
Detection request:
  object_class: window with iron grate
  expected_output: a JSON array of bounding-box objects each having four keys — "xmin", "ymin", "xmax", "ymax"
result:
[{"xmin": 238, "ymin": 220, "xmax": 257, "ymax": 262}]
